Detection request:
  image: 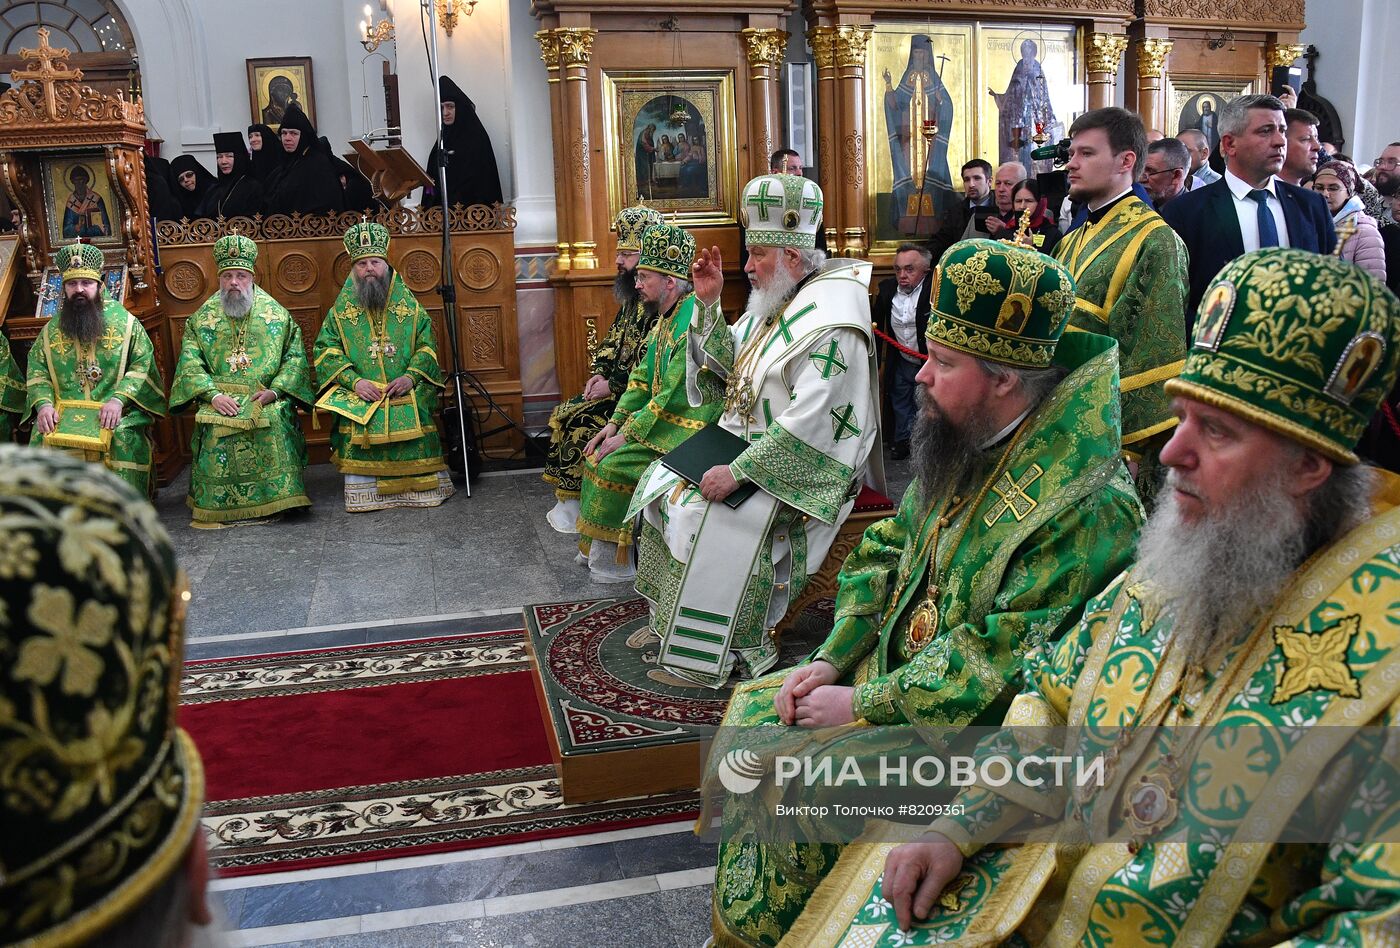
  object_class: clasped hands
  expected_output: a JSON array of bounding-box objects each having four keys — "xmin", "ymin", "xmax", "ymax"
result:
[
  {"xmin": 211, "ymin": 389, "xmax": 277, "ymax": 417},
  {"xmin": 354, "ymin": 376, "xmax": 412, "ymax": 402},
  {"xmin": 773, "ymin": 659, "xmax": 856, "ymax": 727},
  {"xmin": 35, "ymin": 397, "xmax": 124, "ymax": 432}
]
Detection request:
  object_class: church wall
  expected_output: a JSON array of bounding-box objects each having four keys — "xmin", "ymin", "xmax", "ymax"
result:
[{"xmin": 1301, "ymin": 0, "xmax": 1396, "ymax": 163}]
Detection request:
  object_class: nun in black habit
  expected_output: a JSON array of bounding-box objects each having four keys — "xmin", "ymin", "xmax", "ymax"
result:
[
  {"xmin": 169, "ymin": 154, "xmax": 217, "ymax": 220},
  {"xmin": 425, "ymin": 76, "xmax": 503, "ymax": 208},
  {"xmin": 319, "ymin": 138, "xmax": 380, "ymax": 213},
  {"xmin": 246, "ymin": 123, "xmax": 283, "ymax": 182},
  {"xmin": 263, "ymin": 105, "xmax": 345, "ymax": 216},
  {"xmin": 197, "ymin": 131, "xmax": 267, "ymax": 219},
  {"xmin": 143, "ymin": 155, "xmax": 183, "ymax": 224}
]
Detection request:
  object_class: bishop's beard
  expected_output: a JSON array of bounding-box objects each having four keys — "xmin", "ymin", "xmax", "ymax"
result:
[
  {"xmin": 353, "ymin": 270, "xmax": 392, "ymax": 312},
  {"xmin": 910, "ymin": 389, "xmax": 999, "ymax": 508},
  {"xmin": 221, "ymin": 285, "xmax": 253, "ymax": 319},
  {"xmin": 745, "ymin": 264, "xmax": 802, "ymax": 325},
  {"xmin": 1134, "ymin": 467, "xmax": 1308, "ymax": 672},
  {"xmin": 614, "ymin": 269, "xmax": 641, "ymax": 305},
  {"xmin": 58, "ymin": 291, "xmax": 104, "ymax": 343}
]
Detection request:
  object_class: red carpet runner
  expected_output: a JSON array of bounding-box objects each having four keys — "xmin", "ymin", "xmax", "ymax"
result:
[{"xmin": 180, "ymin": 630, "xmax": 700, "ymax": 876}]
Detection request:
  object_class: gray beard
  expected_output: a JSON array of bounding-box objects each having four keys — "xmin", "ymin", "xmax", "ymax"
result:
[
  {"xmin": 613, "ymin": 269, "xmax": 641, "ymax": 305},
  {"xmin": 220, "ymin": 285, "xmax": 253, "ymax": 318},
  {"xmin": 1134, "ymin": 468, "xmax": 1307, "ymax": 672},
  {"xmin": 909, "ymin": 390, "xmax": 1000, "ymax": 508},
  {"xmin": 745, "ymin": 265, "xmax": 802, "ymax": 325},
  {"xmin": 353, "ymin": 271, "xmax": 391, "ymax": 312},
  {"xmin": 58, "ymin": 291, "xmax": 103, "ymax": 343}
]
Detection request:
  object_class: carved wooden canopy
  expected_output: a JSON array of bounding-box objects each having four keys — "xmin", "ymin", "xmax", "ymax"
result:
[{"xmin": 0, "ymin": 27, "xmax": 145, "ymax": 149}]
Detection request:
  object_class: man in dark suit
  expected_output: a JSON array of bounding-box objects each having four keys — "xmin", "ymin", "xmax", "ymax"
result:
[
  {"xmin": 1161, "ymin": 93, "xmax": 1336, "ymax": 333},
  {"xmin": 927, "ymin": 159, "xmax": 993, "ymax": 262},
  {"xmin": 872, "ymin": 242, "xmax": 932, "ymax": 459}
]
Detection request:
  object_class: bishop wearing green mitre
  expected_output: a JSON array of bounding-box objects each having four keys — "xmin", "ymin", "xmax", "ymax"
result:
[
  {"xmin": 313, "ymin": 221, "xmax": 454, "ymax": 512},
  {"xmin": 169, "ymin": 233, "xmax": 314, "ymax": 527},
  {"xmin": 26, "ymin": 242, "xmax": 166, "ymax": 497}
]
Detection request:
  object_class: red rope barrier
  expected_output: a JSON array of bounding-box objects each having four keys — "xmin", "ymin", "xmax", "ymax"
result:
[{"xmin": 870, "ymin": 323, "xmax": 929, "ymax": 361}]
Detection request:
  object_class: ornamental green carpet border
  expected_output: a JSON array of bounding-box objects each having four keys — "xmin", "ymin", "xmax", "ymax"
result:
[{"xmin": 524, "ymin": 596, "xmax": 832, "ymax": 757}]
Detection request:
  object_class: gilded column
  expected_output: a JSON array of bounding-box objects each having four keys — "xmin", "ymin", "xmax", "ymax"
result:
[
  {"xmin": 807, "ymin": 26, "xmax": 839, "ymax": 249},
  {"xmin": 558, "ymin": 27, "xmax": 598, "ymax": 269},
  {"xmin": 742, "ymin": 28, "xmax": 787, "ymax": 180},
  {"xmin": 833, "ymin": 24, "xmax": 872, "ymax": 258},
  {"xmin": 536, "ymin": 30, "xmax": 571, "ymax": 270},
  {"xmin": 1085, "ymin": 32, "xmax": 1129, "ymax": 112},
  {"xmin": 1135, "ymin": 39, "xmax": 1173, "ymax": 133}
]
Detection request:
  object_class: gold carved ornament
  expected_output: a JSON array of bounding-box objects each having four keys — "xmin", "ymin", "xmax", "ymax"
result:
[
  {"xmin": 555, "ymin": 28, "xmax": 597, "ymax": 68},
  {"xmin": 807, "ymin": 27, "xmax": 836, "ymax": 70},
  {"xmin": 1136, "ymin": 39, "xmax": 1174, "ymax": 78},
  {"xmin": 832, "ymin": 25, "xmax": 873, "ymax": 70},
  {"xmin": 0, "ymin": 27, "xmax": 144, "ymax": 131},
  {"xmin": 1086, "ymin": 33, "xmax": 1130, "ymax": 77},
  {"xmin": 536, "ymin": 30, "xmax": 562, "ymax": 70},
  {"xmin": 741, "ymin": 28, "xmax": 788, "ymax": 70},
  {"xmin": 1266, "ymin": 43, "xmax": 1307, "ymax": 69}
]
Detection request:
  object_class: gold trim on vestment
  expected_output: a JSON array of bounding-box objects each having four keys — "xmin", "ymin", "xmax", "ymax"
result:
[
  {"xmin": 1120, "ymin": 415, "xmax": 1179, "ymax": 448},
  {"xmin": 187, "ymin": 493, "xmax": 311, "ymax": 523},
  {"xmin": 332, "ymin": 455, "xmax": 448, "ymax": 476},
  {"xmin": 1119, "ymin": 359, "xmax": 1185, "ymax": 393}
]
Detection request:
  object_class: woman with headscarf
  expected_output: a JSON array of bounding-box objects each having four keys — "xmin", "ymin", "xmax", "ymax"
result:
[
  {"xmin": 169, "ymin": 154, "xmax": 217, "ymax": 220},
  {"xmin": 196, "ymin": 131, "xmax": 266, "ymax": 219},
  {"xmin": 1309, "ymin": 161, "xmax": 1387, "ymax": 282},
  {"xmin": 263, "ymin": 105, "xmax": 345, "ymax": 217},
  {"xmin": 246, "ymin": 124, "xmax": 282, "ymax": 182},
  {"xmin": 425, "ymin": 75, "xmax": 503, "ymax": 209}
]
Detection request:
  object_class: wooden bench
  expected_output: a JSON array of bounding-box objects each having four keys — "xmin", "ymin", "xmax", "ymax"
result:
[{"xmin": 778, "ymin": 483, "xmax": 895, "ymax": 634}]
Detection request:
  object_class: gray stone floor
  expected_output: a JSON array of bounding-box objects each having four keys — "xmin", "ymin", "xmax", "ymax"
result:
[{"xmin": 159, "ymin": 458, "xmax": 913, "ymax": 639}]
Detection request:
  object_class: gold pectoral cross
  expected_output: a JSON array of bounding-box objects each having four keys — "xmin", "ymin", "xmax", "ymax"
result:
[
  {"xmin": 225, "ymin": 347, "xmax": 252, "ymax": 373},
  {"xmin": 368, "ymin": 335, "xmax": 398, "ymax": 361}
]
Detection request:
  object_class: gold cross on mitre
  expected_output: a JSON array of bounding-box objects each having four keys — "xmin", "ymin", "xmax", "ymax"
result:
[
  {"xmin": 983, "ymin": 463, "xmax": 1044, "ymax": 527},
  {"xmin": 12, "ymin": 28, "xmax": 84, "ymax": 119}
]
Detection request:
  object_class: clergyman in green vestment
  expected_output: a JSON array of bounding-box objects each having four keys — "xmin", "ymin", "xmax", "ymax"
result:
[
  {"xmin": 1051, "ymin": 108, "xmax": 1188, "ymax": 501},
  {"xmin": 543, "ymin": 203, "xmax": 663, "ymax": 533},
  {"xmin": 170, "ymin": 234, "xmax": 313, "ymax": 527},
  {"xmin": 0, "ymin": 329, "xmax": 22, "ymax": 440},
  {"xmin": 705, "ymin": 239, "xmax": 1144, "ymax": 947},
  {"xmin": 791, "ymin": 250, "xmax": 1400, "ymax": 948},
  {"xmin": 575, "ymin": 222, "xmax": 722, "ymax": 582},
  {"xmin": 313, "ymin": 222, "xmax": 454, "ymax": 512},
  {"xmin": 26, "ymin": 242, "xmax": 167, "ymax": 498}
]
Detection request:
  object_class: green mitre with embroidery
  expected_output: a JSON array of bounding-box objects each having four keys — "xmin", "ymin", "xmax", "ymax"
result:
[
  {"xmin": 741, "ymin": 172, "xmax": 824, "ymax": 249},
  {"xmin": 344, "ymin": 220, "xmax": 390, "ymax": 262},
  {"xmin": 636, "ymin": 223, "xmax": 696, "ymax": 280},
  {"xmin": 614, "ymin": 202, "xmax": 664, "ymax": 252},
  {"xmin": 213, "ymin": 233, "xmax": 258, "ymax": 272},
  {"xmin": 0, "ymin": 445, "xmax": 204, "ymax": 946},
  {"xmin": 57, "ymin": 241, "xmax": 105, "ymax": 281},
  {"xmin": 926, "ymin": 238, "xmax": 1076, "ymax": 370},
  {"xmin": 1166, "ymin": 248, "xmax": 1400, "ymax": 465}
]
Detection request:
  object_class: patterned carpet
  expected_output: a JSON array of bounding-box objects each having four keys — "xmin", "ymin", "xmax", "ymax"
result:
[{"xmin": 180, "ymin": 630, "xmax": 701, "ymax": 876}]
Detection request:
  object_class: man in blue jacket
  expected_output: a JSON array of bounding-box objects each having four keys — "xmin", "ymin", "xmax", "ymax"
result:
[{"xmin": 1161, "ymin": 93, "xmax": 1335, "ymax": 333}]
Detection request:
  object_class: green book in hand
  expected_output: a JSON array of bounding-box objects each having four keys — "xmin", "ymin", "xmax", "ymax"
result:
[{"xmin": 660, "ymin": 423, "xmax": 759, "ymax": 509}]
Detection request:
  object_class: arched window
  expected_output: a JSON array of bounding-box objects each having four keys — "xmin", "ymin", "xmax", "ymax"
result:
[{"xmin": 0, "ymin": 1, "xmax": 135, "ymax": 55}]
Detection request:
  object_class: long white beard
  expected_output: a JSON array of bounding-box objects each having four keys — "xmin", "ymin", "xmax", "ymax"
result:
[
  {"xmin": 1134, "ymin": 468, "xmax": 1307, "ymax": 670},
  {"xmin": 220, "ymin": 285, "xmax": 253, "ymax": 319},
  {"xmin": 745, "ymin": 265, "xmax": 802, "ymax": 325}
]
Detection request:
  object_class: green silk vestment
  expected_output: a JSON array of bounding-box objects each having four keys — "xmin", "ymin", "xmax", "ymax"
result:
[
  {"xmin": 709, "ymin": 332, "xmax": 1144, "ymax": 946},
  {"xmin": 577, "ymin": 293, "xmax": 723, "ymax": 554},
  {"xmin": 1052, "ymin": 196, "xmax": 1188, "ymax": 491},
  {"xmin": 170, "ymin": 287, "xmax": 315, "ymax": 523},
  {"xmin": 25, "ymin": 299, "xmax": 167, "ymax": 497},
  {"xmin": 543, "ymin": 295, "xmax": 657, "ymax": 499},
  {"xmin": 312, "ymin": 273, "xmax": 448, "ymax": 483},
  {"xmin": 0, "ymin": 331, "xmax": 22, "ymax": 441},
  {"xmin": 793, "ymin": 473, "xmax": 1400, "ymax": 947}
]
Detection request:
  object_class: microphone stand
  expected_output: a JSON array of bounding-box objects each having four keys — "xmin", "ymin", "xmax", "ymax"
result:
[{"xmin": 421, "ymin": 0, "xmax": 477, "ymax": 495}]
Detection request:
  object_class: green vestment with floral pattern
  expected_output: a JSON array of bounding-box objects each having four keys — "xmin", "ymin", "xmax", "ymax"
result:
[
  {"xmin": 24, "ymin": 298, "xmax": 167, "ymax": 498},
  {"xmin": 0, "ymin": 330, "xmax": 23, "ymax": 441},
  {"xmin": 792, "ymin": 473, "xmax": 1400, "ymax": 947},
  {"xmin": 170, "ymin": 287, "xmax": 314, "ymax": 523},
  {"xmin": 543, "ymin": 295, "xmax": 658, "ymax": 500},
  {"xmin": 577, "ymin": 293, "xmax": 723, "ymax": 555},
  {"xmin": 708, "ymin": 332, "xmax": 1144, "ymax": 947},
  {"xmin": 312, "ymin": 273, "xmax": 448, "ymax": 484},
  {"xmin": 1053, "ymin": 196, "xmax": 1188, "ymax": 495}
]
